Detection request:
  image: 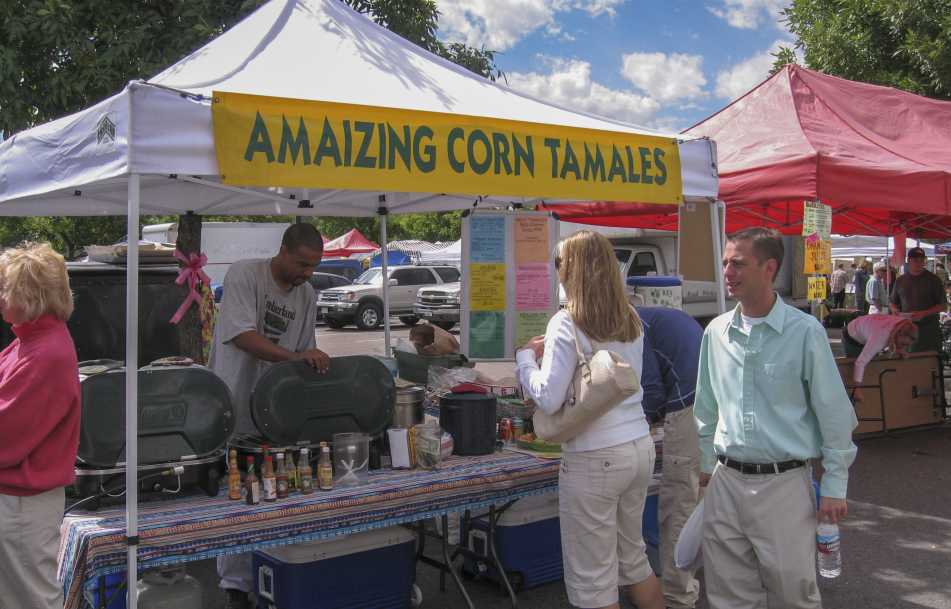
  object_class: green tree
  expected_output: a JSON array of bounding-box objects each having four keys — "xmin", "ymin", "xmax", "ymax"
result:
[
  {"xmin": 769, "ymin": 46, "xmax": 799, "ymax": 75},
  {"xmin": 782, "ymin": 0, "xmax": 951, "ymax": 99}
]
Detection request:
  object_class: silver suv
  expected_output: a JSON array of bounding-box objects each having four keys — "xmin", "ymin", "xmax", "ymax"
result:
[{"xmin": 317, "ymin": 265, "xmax": 460, "ymax": 330}]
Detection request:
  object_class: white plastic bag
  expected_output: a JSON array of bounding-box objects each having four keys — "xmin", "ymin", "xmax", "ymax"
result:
[{"xmin": 674, "ymin": 499, "xmax": 704, "ymax": 571}]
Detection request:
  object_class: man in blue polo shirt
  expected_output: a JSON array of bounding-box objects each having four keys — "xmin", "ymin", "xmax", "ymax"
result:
[{"xmin": 638, "ymin": 306, "xmax": 704, "ymax": 609}]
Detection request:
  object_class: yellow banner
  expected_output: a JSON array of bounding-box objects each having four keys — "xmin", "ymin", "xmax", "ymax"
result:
[
  {"xmin": 804, "ymin": 239, "xmax": 832, "ymax": 275},
  {"xmin": 807, "ymin": 276, "xmax": 827, "ymax": 302},
  {"xmin": 212, "ymin": 92, "xmax": 683, "ymax": 203}
]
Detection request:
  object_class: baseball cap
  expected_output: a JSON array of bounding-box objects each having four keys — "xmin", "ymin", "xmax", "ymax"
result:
[{"xmin": 907, "ymin": 247, "xmax": 926, "ymax": 259}]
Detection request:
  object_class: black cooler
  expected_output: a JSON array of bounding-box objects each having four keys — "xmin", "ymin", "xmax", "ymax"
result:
[{"xmin": 70, "ymin": 359, "xmax": 235, "ymax": 510}]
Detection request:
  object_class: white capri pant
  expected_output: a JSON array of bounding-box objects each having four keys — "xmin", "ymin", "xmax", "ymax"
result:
[{"xmin": 558, "ymin": 435, "xmax": 656, "ymax": 608}]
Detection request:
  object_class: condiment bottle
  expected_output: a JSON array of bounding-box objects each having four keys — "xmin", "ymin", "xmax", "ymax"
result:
[
  {"xmin": 275, "ymin": 452, "xmax": 289, "ymax": 499},
  {"xmin": 261, "ymin": 453, "xmax": 277, "ymax": 502},
  {"xmin": 317, "ymin": 442, "xmax": 333, "ymax": 490},
  {"xmin": 227, "ymin": 449, "xmax": 242, "ymax": 500},
  {"xmin": 298, "ymin": 448, "xmax": 314, "ymax": 494},
  {"xmin": 287, "ymin": 451, "xmax": 299, "ymax": 492},
  {"xmin": 245, "ymin": 456, "xmax": 260, "ymax": 505}
]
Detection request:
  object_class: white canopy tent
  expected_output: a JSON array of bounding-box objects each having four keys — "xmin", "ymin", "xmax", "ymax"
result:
[
  {"xmin": 0, "ymin": 1, "xmax": 718, "ymax": 607},
  {"xmin": 418, "ymin": 240, "xmax": 462, "ymax": 266},
  {"xmin": 832, "ymin": 235, "xmax": 934, "ymax": 259}
]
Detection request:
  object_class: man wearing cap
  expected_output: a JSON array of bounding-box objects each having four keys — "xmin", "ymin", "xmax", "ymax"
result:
[{"xmin": 889, "ymin": 247, "xmax": 945, "ymax": 352}]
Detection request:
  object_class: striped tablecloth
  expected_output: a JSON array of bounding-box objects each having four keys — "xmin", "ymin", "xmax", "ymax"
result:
[{"xmin": 58, "ymin": 451, "xmax": 559, "ymax": 609}]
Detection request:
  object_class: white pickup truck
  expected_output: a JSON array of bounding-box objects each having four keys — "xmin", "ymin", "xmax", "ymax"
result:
[{"xmin": 415, "ymin": 227, "xmax": 807, "ymax": 327}]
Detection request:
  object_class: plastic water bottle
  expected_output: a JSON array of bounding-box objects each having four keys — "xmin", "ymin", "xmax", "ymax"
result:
[{"xmin": 816, "ymin": 522, "xmax": 841, "ymax": 578}]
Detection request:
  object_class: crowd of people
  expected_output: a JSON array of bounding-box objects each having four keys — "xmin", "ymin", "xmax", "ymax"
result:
[{"xmin": 6, "ymin": 225, "xmax": 947, "ymax": 609}]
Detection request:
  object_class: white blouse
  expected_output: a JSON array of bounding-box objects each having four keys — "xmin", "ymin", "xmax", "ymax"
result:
[{"xmin": 515, "ymin": 310, "xmax": 649, "ymax": 453}]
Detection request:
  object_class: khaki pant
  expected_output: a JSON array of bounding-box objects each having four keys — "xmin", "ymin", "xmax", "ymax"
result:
[
  {"xmin": 558, "ymin": 436, "xmax": 656, "ymax": 609},
  {"xmin": 0, "ymin": 487, "xmax": 65, "ymax": 609},
  {"xmin": 659, "ymin": 406, "xmax": 701, "ymax": 609},
  {"xmin": 702, "ymin": 463, "xmax": 821, "ymax": 609}
]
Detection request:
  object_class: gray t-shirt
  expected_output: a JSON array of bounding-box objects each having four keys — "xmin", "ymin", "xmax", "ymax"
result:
[{"xmin": 209, "ymin": 259, "xmax": 317, "ymax": 435}]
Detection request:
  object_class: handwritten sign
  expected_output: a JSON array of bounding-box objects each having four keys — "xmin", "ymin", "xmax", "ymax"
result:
[
  {"xmin": 808, "ymin": 276, "xmax": 827, "ymax": 302},
  {"xmin": 804, "ymin": 239, "xmax": 832, "ymax": 275},
  {"xmin": 470, "ymin": 263, "xmax": 506, "ymax": 311}
]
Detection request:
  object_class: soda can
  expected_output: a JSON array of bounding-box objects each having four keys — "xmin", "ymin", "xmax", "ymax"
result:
[{"xmin": 511, "ymin": 416, "xmax": 524, "ymax": 441}]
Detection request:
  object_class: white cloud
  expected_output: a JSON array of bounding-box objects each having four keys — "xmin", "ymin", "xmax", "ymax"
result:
[
  {"xmin": 506, "ymin": 57, "xmax": 661, "ymax": 125},
  {"xmin": 620, "ymin": 52, "xmax": 707, "ymax": 102},
  {"xmin": 439, "ymin": 0, "xmax": 624, "ymax": 51},
  {"xmin": 714, "ymin": 40, "xmax": 799, "ymax": 100},
  {"xmin": 707, "ymin": 0, "xmax": 787, "ymax": 30}
]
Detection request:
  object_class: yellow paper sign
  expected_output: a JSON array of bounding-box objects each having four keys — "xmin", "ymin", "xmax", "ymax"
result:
[
  {"xmin": 804, "ymin": 239, "xmax": 832, "ymax": 275},
  {"xmin": 807, "ymin": 276, "xmax": 827, "ymax": 301},
  {"xmin": 212, "ymin": 92, "xmax": 683, "ymax": 203},
  {"xmin": 470, "ymin": 263, "xmax": 506, "ymax": 311}
]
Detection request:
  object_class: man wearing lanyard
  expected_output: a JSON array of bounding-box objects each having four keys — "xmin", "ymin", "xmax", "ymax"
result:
[
  {"xmin": 211, "ymin": 223, "xmax": 330, "ymax": 609},
  {"xmin": 889, "ymin": 247, "xmax": 946, "ymax": 353},
  {"xmin": 694, "ymin": 227, "xmax": 857, "ymax": 609},
  {"xmin": 638, "ymin": 306, "xmax": 703, "ymax": 609}
]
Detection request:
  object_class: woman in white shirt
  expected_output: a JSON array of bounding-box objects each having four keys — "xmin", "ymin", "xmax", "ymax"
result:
[{"xmin": 516, "ymin": 230, "xmax": 663, "ymax": 609}]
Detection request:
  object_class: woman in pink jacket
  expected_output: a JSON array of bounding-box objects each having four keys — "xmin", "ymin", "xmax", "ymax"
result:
[{"xmin": 0, "ymin": 243, "xmax": 80, "ymax": 609}]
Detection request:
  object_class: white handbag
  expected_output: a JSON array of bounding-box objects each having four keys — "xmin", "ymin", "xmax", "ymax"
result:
[
  {"xmin": 532, "ymin": 322, "xmax": 640, "ymax": 443},
  {"xmin": 675, "ymin": 499, "xmax": 704, "ymax": 571}
]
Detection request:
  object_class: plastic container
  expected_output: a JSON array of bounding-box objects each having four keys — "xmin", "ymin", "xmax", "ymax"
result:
[
  {"xmin": 253, "ymin": 526, "xmax": 416, "ymax": 609},
  {"xmin": 414, "ymin": 424, "xmax": 443, "ymax": 469},
  {"xmin": 332, "ymin": 432, "xmax": 369, "ymax": 487},
  {"xmin": 438, "ymin": 393, "xmax": 497, "ymax": 456},
  {"xmin": 392, "ymin": 349, "xmax": 472, "ymax": 384},
  {"xmin": 136, "ymin": 567, "xmax": 202, "ymax": 609},
  {"xmin": 817, "ymin": 522, "xmax": 842, "ymax": 578},
  {"xmin": 88, "ymin": 573, "xmax": 127, "ymax": 609}
]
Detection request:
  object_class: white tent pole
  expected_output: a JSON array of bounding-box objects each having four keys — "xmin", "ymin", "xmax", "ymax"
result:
[
  {"xmin": 125, "ymin": 174, "xmax": 141, "ymax": 609},
  {"xmin": 379, "ymin": 204, "xmax": 391, "ymax": 354},
  {"xmin": 712, "ymin": 200, "xmax": 727, "ymax": 313}
]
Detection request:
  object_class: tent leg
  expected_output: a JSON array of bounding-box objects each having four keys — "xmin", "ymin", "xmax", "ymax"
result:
[
  {"xmin": 379, "ymin": 206, "xmax": 390, "ymax": 355},
  {"xmin": 125, "ymin": 174, "xmax": 141, "ymax": 609},
  {"xmin": 712, "ymin": 200, "xmax": 727, "ymax": 314}
]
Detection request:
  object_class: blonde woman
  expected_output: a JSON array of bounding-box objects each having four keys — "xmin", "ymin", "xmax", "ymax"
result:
[
  {"xmin": 516, "ymin": 231, "xmax": 663, "ymax": 609},
  {"xmin": 0, "ymin": 243, "xmax": 80, "ymax": 609}
]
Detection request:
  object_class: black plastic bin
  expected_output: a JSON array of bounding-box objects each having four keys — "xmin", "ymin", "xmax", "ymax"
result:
[{"xmin": 439, "ymin": 393, "xmax": 497, "ymax": 456}]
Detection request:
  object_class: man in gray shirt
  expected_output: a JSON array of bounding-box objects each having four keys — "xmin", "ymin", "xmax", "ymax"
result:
[
  {"xmin": 211, "ymin": 223, "xmax": 329, "ymax": 609},
  {"xmin": 889, "ymin": 247, "xmax": 946, "ymax": 353}
]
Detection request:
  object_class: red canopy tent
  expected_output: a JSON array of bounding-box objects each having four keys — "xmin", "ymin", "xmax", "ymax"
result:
[
  {"xmin": 322, "ymin": 228, "xmax": 379, "ymax": 257},
  {"xmin": 543, "ymin": 65, "xmax": 951, "ymax": 238}
]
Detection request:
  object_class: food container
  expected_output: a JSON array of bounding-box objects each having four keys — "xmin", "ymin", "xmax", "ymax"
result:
[
  {"xmin": 332, "ymin": 432, "xmax": 369, "ymax": 487},
  {"xmin": 394, "ymin": 386, "xmax": 425, "ymax": 428},
  {"xmin": 414, "ymin": 424, "xmax": 443, "ymax": 469},
  {"xmin": 439, "ymin": 393, "xmax": 497, "ymax": 456}
]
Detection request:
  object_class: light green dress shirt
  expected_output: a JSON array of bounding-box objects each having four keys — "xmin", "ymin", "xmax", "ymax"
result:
[{"xmin": 695, "ymin": 295, "xmax": 858, "ymax": 499}]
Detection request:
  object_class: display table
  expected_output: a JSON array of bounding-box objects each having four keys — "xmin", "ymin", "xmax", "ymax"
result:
[
  {"xmin": 58, "ymin": 451, "xmax": 559, "ymax": 609},
  {"xmin": 836, "ymin": 351, "xmax": 946, "ymax": 434}
]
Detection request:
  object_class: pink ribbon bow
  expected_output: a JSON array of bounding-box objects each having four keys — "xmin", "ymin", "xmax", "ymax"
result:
[{"xmin": 170, "ymin": 250, "xmax": 211, "ymax": 325}]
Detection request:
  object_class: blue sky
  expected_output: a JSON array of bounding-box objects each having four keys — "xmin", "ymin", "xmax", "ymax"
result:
[{"xmin": 436, "ymin": 0, "xmax": 795, "ymax": 132}]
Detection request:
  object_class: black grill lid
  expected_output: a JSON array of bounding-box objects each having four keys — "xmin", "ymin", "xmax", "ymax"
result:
[{"xmin": 250, "ymin": 356, "xmax": 395, "ymax": 446}]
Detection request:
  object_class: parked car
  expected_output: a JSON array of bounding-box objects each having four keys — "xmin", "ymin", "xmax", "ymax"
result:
[
  {"xmin": 308, "ymin": 272, "xmax": 352, "ymax": 322},
  {"xmin": 414, "ymin": 282, "xmax": 460, "ymax": 331},
  {"xmin": 317, "ymin": 265, "xmax": 460, "ymax": 330},
  {"xmin": 315, "ymin": 259, "xmax": 365, "ymax": 281}
]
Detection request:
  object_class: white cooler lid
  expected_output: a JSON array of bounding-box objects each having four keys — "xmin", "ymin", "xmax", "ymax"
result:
[{"xmin": 259, "ymin": 526, "xmax": 415, "ymax": 564}]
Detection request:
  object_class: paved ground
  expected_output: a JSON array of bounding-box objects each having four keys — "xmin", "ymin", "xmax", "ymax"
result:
[{"xmin": 186, "ymin": 322, "xmax": 951, "ymax": 609}]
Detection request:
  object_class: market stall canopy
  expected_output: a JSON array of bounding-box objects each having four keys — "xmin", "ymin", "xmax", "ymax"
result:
[
  {"xmin": 417, "ymin": 240, "xmax": 461, "ymax": 266},
  {"xmin": 0, "ymin": 0, "xmax": 716, "ymax": 217},
  {"xmin": 537, "ymin": 201, "xmax": 680, "ymax": 230},
  {"xmin": 684, "ymin": 65, "xmax": 951, "ymax": 238},
  {"xmin": 322, "ymin": 228, "xmax": 378, "ymax": 257}
]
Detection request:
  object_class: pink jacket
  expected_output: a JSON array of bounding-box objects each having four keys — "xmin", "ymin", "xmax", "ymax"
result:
[{"xmin": 0, "ymin": 315, "xmax": 80, "ymax": 496}]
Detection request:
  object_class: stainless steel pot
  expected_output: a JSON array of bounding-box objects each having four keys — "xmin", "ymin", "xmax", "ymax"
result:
[{"xmin": 393, "ymin": 386, "xmax": 425, "ymax": 428}]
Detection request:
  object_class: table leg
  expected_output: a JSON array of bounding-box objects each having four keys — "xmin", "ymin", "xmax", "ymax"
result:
[
  {"xmin": 487, "ymin": 505, "xmax": 518, "ymax": 609},
  {"xmin": 441, "ymin": 514, "xmax": 475, "ymax": 609}
]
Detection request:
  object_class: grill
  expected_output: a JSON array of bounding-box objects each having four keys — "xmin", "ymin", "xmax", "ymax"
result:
[
  {"xmin": 319, "ymin": 291, "xmax": 345, "ymax": 303},
  {"xmin": 419, "ymin": 292, "xmax": 451, "ymax": 305}
]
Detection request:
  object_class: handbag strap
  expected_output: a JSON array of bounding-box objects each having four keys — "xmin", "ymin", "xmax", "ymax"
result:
[{"xmin": 569, "ymin": 320, "xmax": 593, "ymax": 382}]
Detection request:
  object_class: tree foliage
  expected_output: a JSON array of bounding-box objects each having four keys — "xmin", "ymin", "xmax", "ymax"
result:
[
  {"xmin": 769, "ymin": 47, "xmax": 799, "ymax": 75},
  {"xmin": 0, "ymin": 0, "xmax": 490, "ymax": 254},
  {"xmin": 782, "ymin": 0, "xmax": 951, "ymax": 99}
]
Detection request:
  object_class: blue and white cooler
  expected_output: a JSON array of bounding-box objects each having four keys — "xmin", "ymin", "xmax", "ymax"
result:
[
  {"xmin": 627, "ymin": 275, "xmax": 683, "ymax": 309},
  {"xmin": 253, "ymin": 526, "xmax": 417, "ymax": 609}
]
